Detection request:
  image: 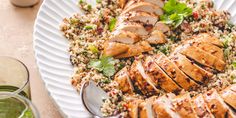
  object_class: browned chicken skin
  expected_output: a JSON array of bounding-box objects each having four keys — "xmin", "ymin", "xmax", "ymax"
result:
[
  {"xmin": 143, "ymin": 56, "xmax": 182, "ymax": 93},
  {"xmin": 127, "ymin": 84, "xmax": 236, "ymax": 118},
  {"xmin": 130, "ymin": 60, "xmax": 159, "ymax": 96},
  {"xmin": 176, "ymin": 44, "xmax": 226, "ymax": 72},
  {"xmin": 203, "ymin": 89, "xmax": 236, "ymax": 118},
  {"xmin": 192, "ymin": 94, "xmax": 214, "ymax": 118},
  {"xmin": 154, "ymin": 53, "xmax": 199, "ymax": 90},
  {"xmin": 169, "ymin": 53, "xmax": 213, "ymax": 84}
]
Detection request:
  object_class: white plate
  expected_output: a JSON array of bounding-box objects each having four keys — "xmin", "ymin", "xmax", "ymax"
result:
[{"xmin": 33, "ymin": 0, "xmax": 236, "ymax": 117}]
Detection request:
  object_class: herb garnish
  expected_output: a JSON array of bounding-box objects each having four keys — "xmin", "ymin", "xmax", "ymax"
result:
[
  {"xmin": 160, "ymin": 0, "xmax": 192, "ymax": 28},
  {"xmin": 109, "ymin": 18, "xmax": 117, "ymax": 32},
  {"xmin": 232, "ymin": 61, "xmax": 236, "ymax": 68},
  {"xmin": 89, "ymin": 56, "xmax": 116, "ymax": 77},
  {"xmin": 88, "ymin": 44, "xmax": 99, "ymax": 53}
]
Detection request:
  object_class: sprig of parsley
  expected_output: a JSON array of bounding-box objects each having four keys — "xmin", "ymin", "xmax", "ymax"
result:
[
  {"xmin": 108, "ymin": 18, "xmax": 117, "ymax": 32},
  {"xmin": 89, "ymin": 56, "xmax": 116, "ymax": 77},
  {"xmin": 160, "ymin": 0, "xmax": 192, "ymax": 28}
]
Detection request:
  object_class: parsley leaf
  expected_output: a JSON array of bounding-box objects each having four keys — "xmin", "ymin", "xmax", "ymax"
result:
[
  {"xmin": 108, "ymin": 18, "xmax": 117, "ymax": 32},
  {"xmin": 89, "ymin": 56, "xmax": 116, "ymax": 77},
  {"xmin": 232, "ymin": 61, "xmax": 236, "ymax": 68},
  {"xmin": 88, "ymin": 44, "xmax": 99, "ymax": 53},
  {"xmin": 161, "ymin": 0, "xmax": 192, "ymax": 28}
]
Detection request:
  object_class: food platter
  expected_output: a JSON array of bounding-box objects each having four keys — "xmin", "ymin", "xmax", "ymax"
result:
[{"xmin": 33, "ymin": 0, "xmax": 236, "ymax": 117}]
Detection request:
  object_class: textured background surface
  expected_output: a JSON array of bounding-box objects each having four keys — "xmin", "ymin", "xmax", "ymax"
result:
[{"xmin": 0, "ymin": 0, "xmax": 62, "ymax": 117}]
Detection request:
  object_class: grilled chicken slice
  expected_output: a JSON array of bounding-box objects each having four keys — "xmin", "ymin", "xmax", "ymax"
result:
[
  {"xmin": 189, "ymin": 41, "xmax": 224, "ymax": 61},
  {"xmin": 128, "ymin": 99, "xmax": 144, "ymax": 118},
  {"xmin": 118, "ymin": 0, "xmax": 127, "ymax": 8},
  {"xmin": 130, "ymin": 60, "xmax": 159, "ymax": 96},
  {"xmin": 154, "ymin": 22, "xmax": 170, "ymax": 33},
  {"xmin": 139, "ymin": 96, "xmax": 156, "ymax": 118},
  {"xmin": 203, "ymin": 89, "xmax": 236, "ymax": 118},
  {"xmin": 114, "ymin": 67, "xmax": 134, "ymax": 94},
  {"xmin": 103, "ymin": 42, "xmax": 129, "ymax": 57},
  {"xmin": 154, "ymin": 53, "xmax": 199, "ymax": 90},
  {"xmin": 122, "ymin": 2, "xmax": 163, "ymax": 16},
  {"xmin": 115, "ymin": 41, "xmax": 153, "ymax": 58},
  {"xmin": 124, "ymin": 0, "xmax": 164, "ymax": 9},
  {"xmin": 172, "ymin": 93, "xmax": 198, "ymax": 118},
  {"xmin": 152, "ymin": 94, "xmax": 181, "ymax": 118},
  {"xmin": 119, "ymin": 11, "xmax": 159, "ymax": 26},
  {"xmin": 116, "ymin": 22, "xmax": 149, "ymax": 36},
  {"xmin": 220, "ymin": 85, "xmax": 236, "ymax": 110},
  {"xmin": 147, "ymin": 30, "xmax": 167, "ymax": 44},
  {"xmin": 110, "ymin": 30, "xmax": 141, "ymax": 44},
  {"xmin": 143, "ymin": 56, "xmax": 181, "ymax": 93},
  {"xmin": 177, "ymin": 44, "xmax": 226, "ymax": 72},
  {"xmin": 192, "ymin": 94, "xmax": 214, "ymax": 118},
  {"xmin": 193, "ymin": 33, "xmax": 223, "ymax": 47},
  {"xmin": 169, "ymin": 53, "xmax": 213, "ymax": 84}
]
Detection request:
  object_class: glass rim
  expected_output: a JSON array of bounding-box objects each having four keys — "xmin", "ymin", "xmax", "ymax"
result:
[
  {"xmin": 0, "ymin": 92, "xmax": 40, "ymax": 118},
  {"xmin": 0, "ymin": 56, "xmax": 30, "ymax": 95}
]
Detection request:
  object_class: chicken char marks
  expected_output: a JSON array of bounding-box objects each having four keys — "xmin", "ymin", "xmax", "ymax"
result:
[{"xmin": 126, "ymin": 84, "xmax": 236, "ymax": 118}]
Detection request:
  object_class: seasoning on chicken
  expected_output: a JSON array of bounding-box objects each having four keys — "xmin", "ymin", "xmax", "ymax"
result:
[{"xmin": 154, "ymin": 53, "xmax": 199, "ymax": 90}]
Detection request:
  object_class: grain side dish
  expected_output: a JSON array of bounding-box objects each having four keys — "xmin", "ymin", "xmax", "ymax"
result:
[{"xmin": 60, "ymin": 0, "xmax": 236, "ymax": 117}]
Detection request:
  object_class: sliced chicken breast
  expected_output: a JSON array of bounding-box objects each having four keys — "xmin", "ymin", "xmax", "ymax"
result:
[
  {"xmin": 193, "ymin": 33, "xmax": 223, "ymax": 47},
  {"xmin": 110, "ymin": 30, "xmax": 141, "ymax": 44},
  {"xmin": 130, "ymin": 60, "xmax": 159, "ymax": 96},
  {"xmin": 169, "ymin": 53, "xmax": 213, "ymax": 84},
  {"xmin": 172, "ymin": 93, "xmax": 198, "ymax": 118},
  {"xmin": 122, "ymin": 2, "xmax": 163, "ymax": 16},
  {"xmin": 154, "ymin": 22, "xmax": 170, "ymax": 33},
  {"xmin": 192, "ymin": 94, "xmax": 214, "ymax": 118},
  {"xmin": 143, "ymin": 56, "xmax": 181, "ymax": 93},
  {"xmin": 119, "ymin": 11, "xmax": 159, "ymax": 26},
  {"xmin": 189, "ymin": 41, "xmax": 225, "ymax": 61},
  {"xmin": 154, "ymin": 53, "xmax": 199, "ymax": 90},
  {"xmin": 203, "ymin": 89, "xmax": 236, "ymax": 118},
  {"xmin": 220, "ymin": 85, "xmax": 236, "ymax": 110},
  {"xmin": 128, "ymin": 99, "xmax": 144, "ymax": 118},
  {"xmin": 103, "ymin": 42, "xmax": 129, "ymax": 57},
  {"xmin": 115, "ymin": 41, "xmax": 153, "ymax": 58},
  {"xmin": 152, "ymin": 94, "xmax": 181, "ymax": 118},
  {"xmin": 139, "ymin": 96, "xmax": 156, "ymax": 118},
  {"xmin": 114, "ymin": 67, "xmax": 134, "ymax": 94},
  {"xmin": 124, "ymin": 0, "xmax": 164, "ymax": 9},
  {"xmin": 116, "ymin": 22, "xmax": 149, "ymax": 36},
  {"xmin": 147, "ymin": 30, "xmax": 167, "ymax": 44},
  {"xmin": 177, "ymin": 44, "xmax": 226, "ymax": 72},
  {"xmin": 118, "ymin": 0, "xmax": 127, "ymax": 8}
]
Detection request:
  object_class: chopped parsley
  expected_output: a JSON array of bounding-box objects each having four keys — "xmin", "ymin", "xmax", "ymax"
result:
[
  {"xmin": 96, "ymin": 0, "xmax": 101, "ymax": 3},
  {"xmin": 232, "ymin": 61, "xmax": 236, "ymax": 68},
  {"xmin": 88, "ymin": 44, "xmax": 99, "ymax": 53},
  {"xmin": 160, "ymin": 0, "xmax": 192, "ymax": 28},
  {"xmin": 109, "ymin": 18, "xmax": 117, "ymax": 32},
  {"xmin": 89, "ymin": 56, "xmax": 116, "ymax": 77},
  {"xmin": 84, "ymin": 25, "xmax": 95, "ymax": 30}
]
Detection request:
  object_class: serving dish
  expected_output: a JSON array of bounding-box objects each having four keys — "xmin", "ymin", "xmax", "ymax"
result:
[{"xmin": 33, "ymin": 0, "xmax": 236, "ymax": 117}]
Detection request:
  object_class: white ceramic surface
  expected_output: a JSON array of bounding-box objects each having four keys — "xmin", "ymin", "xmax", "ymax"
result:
[{"xmin": 33, "ymin": 0, "xmax": 236, "ymax": 117}]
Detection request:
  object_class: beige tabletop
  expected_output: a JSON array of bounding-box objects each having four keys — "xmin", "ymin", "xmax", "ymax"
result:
[{"xmin": 0, "ymin": 0, "xmax": 62, "ymax": 118}]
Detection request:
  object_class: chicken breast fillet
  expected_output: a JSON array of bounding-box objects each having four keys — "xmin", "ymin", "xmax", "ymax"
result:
[
  {"xmin": 114, "ymin": 66, "xmax": 134, "ymax": 94},
  {"xmin": 177, "ymin": 44, "xmax": 226, "ymax": 72},
  {"xmin": 121, "ymin": 2, "xmax": 163, "ymax": 16},
  {"xmin": 203, "ymin": 89, "xmax": 236, "ymax": 118},
  {"xmin": 154, "ymin": 53, "xmax": 199, "ymax": 90},
  {"xmin": 143, "ymin": 56, "xmax": 182, "ymax": 93},
  {"xmin": 192, "ymin": 94, "xmax": 215, "ymax": 118},
  {"xmin": 169, "ymin": 53, "xmax": 213, "ymax": 84},
  {"xmin": 172, "ymin": 93, "xmax": 198, "ymax": 118}
]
